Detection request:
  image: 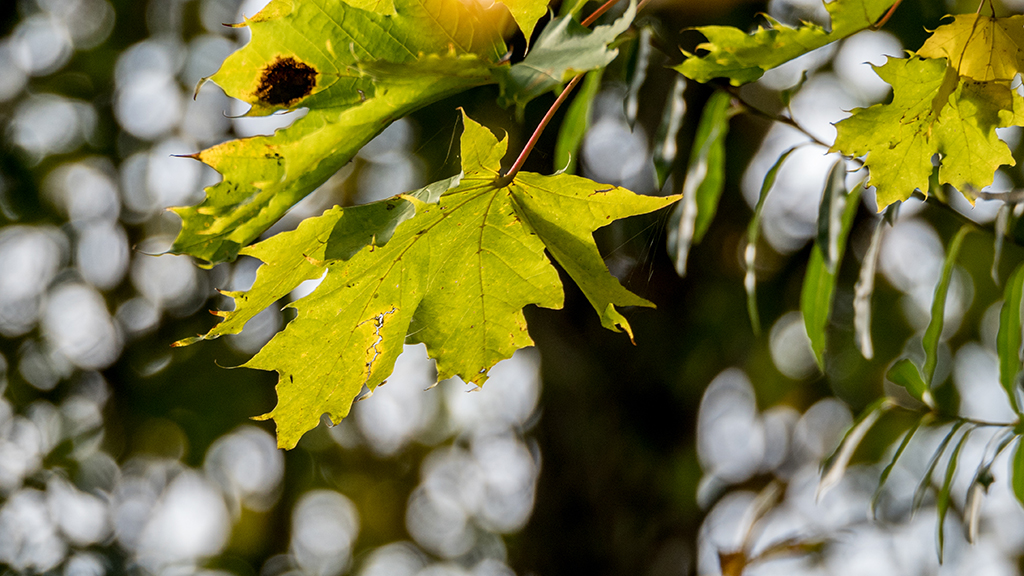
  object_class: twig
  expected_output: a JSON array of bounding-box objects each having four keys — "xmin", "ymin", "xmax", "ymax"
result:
[
  {"xmin": 721, "ymin": 85, "xmax": 832, "ymax": 149},
  {"xmin": 500, "ymin": 0, "xmax": 636, "ymax": 182}
]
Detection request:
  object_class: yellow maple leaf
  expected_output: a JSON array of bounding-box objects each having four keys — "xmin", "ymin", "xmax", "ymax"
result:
[{"xmin": 919, "ymin": 14, "xmax": 1024, "ymax": 82}]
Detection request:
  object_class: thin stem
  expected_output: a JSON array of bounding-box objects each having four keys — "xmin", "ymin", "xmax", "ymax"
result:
[
  {"xmin": 500, "ymin": 0, "xmax": 632, "ymax": 182},
  {"xmin": 499, "ymin": 74, "xmax": 583, "ymax": 183},
  {"xmin": 722, "ymin": 85, "xmax": 832, "ymax": 149},
  {"xmin": 581, "ymin": 0, "xmax": 620, "ymax": 26},
  {"xmin": 872, "ymin": 0, "xmax": 902, "ymax": 29}
]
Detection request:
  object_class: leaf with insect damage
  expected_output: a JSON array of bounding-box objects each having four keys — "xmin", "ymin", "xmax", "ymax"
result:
[
  {"xmin": 677, "ymin": 0, "xmax": 898, "ymax": 85},
  {"xmin": 226, "ymin": 113, "xmax": 678, "ymax": 448},
  {"xmin": 170, "ymin": 0, "xmax": 508, "ymax": 265}
]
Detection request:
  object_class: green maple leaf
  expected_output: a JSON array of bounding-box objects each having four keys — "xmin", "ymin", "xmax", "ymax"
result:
[
  {"xmin": 832, "ymin": 55, "xmax": 1024, "ymax": 209},
  {"xmin": 170, "ymin": 0, "xmax": 508, "ymax": 265},
  {"xmin": 677, "ymin": 0, "xmax": 897, "ymax": 85},
  {"xmin": 919, "ymin": 14, "xmax": 1024, "ymax": 83},
  {"xmin": 499, "ymin": 0, "xmax": 635, "ymax": 112},
  {"xmin": 200, "ymin": 113, "xmax": 677, "ymax": 448}
]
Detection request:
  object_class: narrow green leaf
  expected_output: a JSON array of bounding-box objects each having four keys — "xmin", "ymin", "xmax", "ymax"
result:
[
  {"xmin": 554, "ymin": 69, "xmax": 604, "ymax": 175},
  {"xmin": 676, "ymin": 0, "xmax": 897, "ymax": 85},
  {"xmin": 499, "ymin": 0, "xmax": 636, "ymax": 114},
  {"xmin": 818, "ymin": 398, "xmax": 892, "ymax": 499},
  {"xmin": 854, "ymin": 206, "xmax": 895, "ymax": 360},
  {"xmin": 744, "ymin": 146, "xmax": 797, "ymax": 334},
  {"xmin": 965, "ymin": 428, "xmax": 1015, "ymax": 543},
  {"xmin": 817, "ymin": 160, "xmax": 848, "ymax": 274},
  {"xmin": 993, "ymin": 204, "xmax": 1010, "ymax": 285},
  {"xmin": 666, "ymin": 90, "xmax": 732, "ymax": 276},
  {"xmin": 999, "ymin": 262, "xmax": 1024, "ymax": 415},
  {"xmin": 651, "ymin": 74, "xmax": 687, "ymax": 191},
  {"xmin": 923, "ymin": 225, "xmax": 974, "ymax": 387},
  {"xmin": 871, "ymin": 415, "xmax": 930, "ymax": 518},
  {"xmin": 1012, "ymin": 437, "xmax": 1024, "ymax": 510},
  {"xmin": 937, "ymin": 426, "xmax": 972, "ymax": 562},
  {"xmin": 800, "ymin": 181, "xmax": 862, "ymax": 369},
  {"xmin": 624, "ymin": 27, "xmax": 652, "ymax": 128},
  {"xmin": 913, "ymin": 421, "xmax": 965, "ymax": 514},
  {"xmin": 886, "ymin": 359, "xmax": 935, "ymax": 408}
]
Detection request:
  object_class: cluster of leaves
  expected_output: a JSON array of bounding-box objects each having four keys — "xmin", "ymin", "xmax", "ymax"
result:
[
  {"xmin": 172, "ymin": 0, "xmax": 673, "ymax": 448},
  {"xmin": 170, "ymin": 0, "xmax": 1024, "ymax": 562},
  {"xmin": 679, "ymin": 0, "xmax": 1024, "ymax": 561}
]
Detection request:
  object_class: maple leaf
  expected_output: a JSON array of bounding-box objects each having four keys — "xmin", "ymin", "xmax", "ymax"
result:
[
  {"xmin": 918, "ymin": 14, "xmax": 1024, "ymax": 83},
  {"xmin": 199, "ymin": 112, "xmax": 677, "ymax": 448},
  {"xmin": 499, "ymin": 0, "xmax": 635, "ymax": 112},
  {"xmin": 677, "ymin": 0, "xmax": 898, "ymax": 85},
  {"xmin": 170, "ymin": 0, "xmax": 508, "ymax": 266},
  {"xmin": 832, "ymin": 55, "xmax": 1024, "ymax": 209}
]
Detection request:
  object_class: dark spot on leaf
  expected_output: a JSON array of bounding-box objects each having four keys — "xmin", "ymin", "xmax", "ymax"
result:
[
  {"xmin": 256, "ymin": 57, "xmax": 317, "ymax": 106},
  {"xmin": 386, "ymin": 203, "xmax": 396, "ymax": 210}
]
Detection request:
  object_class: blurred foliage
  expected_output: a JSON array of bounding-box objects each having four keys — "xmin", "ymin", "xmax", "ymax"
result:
[{"xmin": 7, "ymin": 1, "xmax": 1024, "ymax": 576}]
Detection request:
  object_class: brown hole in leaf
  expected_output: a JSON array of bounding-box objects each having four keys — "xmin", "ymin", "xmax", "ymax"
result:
[{"xmin": 255, "ymin": 56, "xmax": 317, "ymax": 106}]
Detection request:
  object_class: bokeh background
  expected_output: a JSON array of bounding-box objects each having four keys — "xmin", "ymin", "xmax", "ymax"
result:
[{"xmin": 5, "ymin": 0, "xmax": 1024, "ymax": 574}]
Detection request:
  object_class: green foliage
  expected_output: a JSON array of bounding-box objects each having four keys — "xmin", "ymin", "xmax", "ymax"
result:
[
  {"xmin": 194, "ymin": 113, "xmax": 675, "ymax": 447},
  {"xmin": 800, "ymin": 170, "xmax": 860, "ymax": 370},
  {"xmin": 677, "ymin": 0, "xmax": 898, "ymax": 85},
  {"xmin": 832, "ymin": 55, "xmax": 1024, "ymax": 209},
  {"xmin": 666, "ymin": 90, "xmax": 732, "ymax": 276},
  {"xmin": 498, "ymin": 0, "xmax": 636, "ymax": 113},
  {"xmin": 170, "ymin": 0, "xmax": 508, "ymax": 265},
  {"xmin": 166, "ymin": 0, "xmax": 1024, "ymax": 562}
]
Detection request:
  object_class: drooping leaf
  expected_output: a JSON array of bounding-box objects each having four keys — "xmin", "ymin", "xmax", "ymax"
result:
[
  {"xmin": 918, "ymin": 14, "xmax": 1024, "ymax": 83},
  {"xmin": 817, "ymin": 160, "xmax": 849, "ymax": 274},
  {"xmin": 854, "ymin": 205, "xmax": 895, "ymax": 359},
  {"xmin": 667, "ymin": 90, "xmax": 732, "ymax": 276},
  {"xmin": 998, "ymin": 262, "xmax": 1024, "ymax": 415},
  {"xmin": 964, "ymin": 428, "xmax": 1014, "ymax": 543},
  {"xmin": 170, "ymin": 0, "xmax": 508, "ymax": 265},
  {"xmin": 913, "ymin": 421, "xmax": 965, "ymax": 514},
  {"xmin": 936, "ymin": 426, "xmax": 972, "ymax": 562},
  {"xmin": 800, "ymin": 179, "xmax": 862, "ymax": 369},
  {"xmin": 922, "ymin": 224, "xmax": 973, "ymax": 387},
  {"xmin": 745, "ymin": 146, "xmax": 797, "ymax": 334},
  {"xmin": 554, "ymin": 68, "xmax": 603, "ymax": 174},
  {"xmin": 624, "ymin": 26, "xmax": 652, "ymax": 127},
  {"xmin": 886, "ymin": 358, "xmax": 934, "ymax": 408},
  {"xmin": 676, "ymin": 0, "xmax": 898, "ymax": 85},
  {"xmin": 227, "ymin": 113, "xmax": 678, "ymax": 448},
  {"xmin": 993, "ymin": 204, "xmax": 1010, "ymax": 284},
  {"xmin": 819, "ymin": 398, "xmax": 892, "ymax": 499},
  {"xmin": 651, "ymin": 74, "xmax": 688, "ymax": 191},
  {"xmin": 499, "ymin": 0, "xmax": 636, "ymax": 113},
  {"xmin": 1012, "ymin": 436, "xmax": 1024, "ymax": 510},
  {"xmin": 871, "ymin": 414, "xmax": 930, "ymax": 518},
  {"xmin": 832, "ymin": 56, "xmax": 1024, "ymax": 210}
]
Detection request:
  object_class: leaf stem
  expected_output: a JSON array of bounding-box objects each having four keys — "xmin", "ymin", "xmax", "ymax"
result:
[
  {"xmin": 722, "ymin": 85, "xmax": 832, "ymax": 149},
  {"xmin": 581, "ymin": 0, "xmax": 628, "ymax": 26},
  {"xmin": 499, "ymin": 75, "xmax": 584, "ymax": 184},
  {"xmin": 872, "ymin": 0, "xmax": 902, "ymax": 29},
  {"xmin": 500, "ymin": 0, "xmax": 633, "ymax": 183}
]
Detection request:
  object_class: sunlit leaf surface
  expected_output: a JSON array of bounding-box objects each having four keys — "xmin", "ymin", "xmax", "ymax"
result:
[{"xmin": 212, "ymin": 113, "xmax": 677, "ymax": 447}]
